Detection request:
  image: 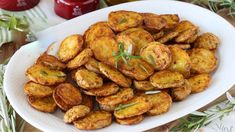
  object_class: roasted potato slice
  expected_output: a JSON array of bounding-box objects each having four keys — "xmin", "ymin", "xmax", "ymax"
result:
[
  {"xmin": 194, "ymin": 32, "xmax": 220, "ymax": 50},
  {"xmin": 67, "ymin": 48, "xmax": 93, "ymax": 70},
  {"xmin": 168, "ymin": 46, "xmax": 191, "ymax": 78},
  {"xmin": 173, "ymin": 20, "xmax": 196, "ymax": 33},
  {"xmin": 188, "ymin": 74, "xmax": 211, "ymax": 93},
  {"xmin": 116, "ymin": 34, "xmax": 136, "ymax": 55},
  {"xmin": 153, "ymin": 31, "xmax": 165, "ymax": 40},
  {"xmin": 140, "ymin": 42, "xmax": 172, "ymax": 70},
  {"xmin": 56, "ymin": 83, "xmax": 82, "ymax": 106},
  {"xmin": 150, "ymin": 70, "xmax": 185, "ymax": 89},
  {"xmin": 96, "ymin": 88, "xmax": 134, "ymax": 106},
  {"xmin": 73, "ymin": 111, "xmax": 112, "ymax": 130},
  {"xmin": 57, "ymin": 34, "xmax": 84, "ymax": 62},
  {"xmin": 169, "ymin": 44, "xmax": 191, "ymax": 50},
  {"xmin": 27, "ymin": 96, "xmax": 57, "ymax": 113},
  {"xmin": 118, "ymin": 58, "xmax": 154, "ymax": 81},
  {"xmin": 143, "ymin": 92, "xmax": 172, "ymax": 116},
  {"xmin": 53, "ymin": 90, "xmax": 72, "ymax": 111},
  {"xmin": 75, "ymin": 69, "xmax": 103, "ymax": 89},
  {"xmin": 99, "ymin": 104, "xmax": 116, "ymax": 112},
  {"xmin": 114, "ymin": 96, "xmax": 152, "ymax": 119},
  {"xmin": 142, "ymin": 13, "xmax": 167, "ymax": 31},
  {"xmin": 84, "ymin": 22, "xmax": 115, "ymax": 48},
  {"xmin": 83, "ymin": 82, "xmax": 119, "ymax": 96},
  {"xmin": 116, "ymin": 115, "xmax": 144, "ymax": 125},
  {"xmin": 24, "ymin": 81, "xmax": 54, "ymax": 98},
  {"xmin": 64, "ymin": 105, "xmax": 90, "ymax": 123},
  {"xmin": 175, "ymin": 27, "xmax": 198, "ymax": 43},
  {"xmin": 84, "ymin": 58, "xmax": 101, "ymax": 74},
  {"xmin": 157, "ymin": 31, "xmax": 179, "ymax": 44},
  {"xmin": 90, "ymin": 36, "xmax": 118, "ymax": 62},
  {"xmin": 108, "ymin": 10, "xmax": 143, "ymax": 32},
  {"xmin": 189, "ymin": 48, "xmax": 217, "ymax": 73},
  {"xmin": 36, "ymin": 53, "xmax": 66, "ymax": 70},
  {"xmin": 171, "ymin": 80, "xmax": 191, "ymax": 101},
  {"xmin": 81, "ymin": 94, "xmax": 94, "ymax": 110},
  {"xmin": 185, "ymin": 34, "xmax": 198, "ymax": 44},
  {"xmin": 26, "ymin": 65, "xmax": 66, "ymax": 86},
  {"xmin": 98, "ymin": 62, "xmax": 132, "ymax": 87},
  {"xmin": 159, "ymin": 14, "xmax": 179, "ymax": 29},
  {"xmin": 134, "ymin": 80, "xmax": 156, "ymax": 91},
  {"xmin": 120, "ymin": 28, "xmax": 154, "ymax": 55}
]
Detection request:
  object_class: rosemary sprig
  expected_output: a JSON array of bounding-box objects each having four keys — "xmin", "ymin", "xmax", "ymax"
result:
[
  {"xmin": 113, "ymin": 43, "xmax": 141, "ymax": 68},
  {"xmin": 114, "ymin": 102, "xmax": 138, "ymax": 111},
  {"xmin": 170, "ymin": 92, "xmax": 235, "ymax": 132},
  {"xmin": 145, "ymin": 90, "xmax": 161, "ymax": 95}
]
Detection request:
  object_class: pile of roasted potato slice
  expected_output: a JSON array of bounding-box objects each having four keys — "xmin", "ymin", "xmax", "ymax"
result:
[{"xmin": 24, "ymin": 10, "xmax": 219, "ymax": 130}]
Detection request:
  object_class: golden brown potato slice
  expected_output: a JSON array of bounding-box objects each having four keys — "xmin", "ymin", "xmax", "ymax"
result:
[
  {"xmin": 116, "ymin": 34, "xmax": 136, "ymax": 55},
  {"xmin": 173, "ymin": 20, "xmax": 196, "ymax": 33},
  {"xmin": 140, "ymin": 42, "xmax": 172, "ymax": 70},
  {"xmin": 27, "ymin": 96, "xmax": 57, "ymax": 113},
  {"xmin": 26, "ymin": 65, "xmax": 66, "ymax": 86},
  {"xmin": 133, "ymin": 80, "xmax": 156, "ymax": 91},
  {"xmin": 169, "ymin": 44, "xmax": 191, "ymax": 50},
  {"xmin": 118, "ymin": 58, "xmax": 154, "ymax": 81},
  {"xmin": 188, "ymin": 74, "xmax": 211, "ymax": 93},
  {"xmin": 67, "ymin": 48, "xmax": 93, "ymax": 70},
  {"xmin": 189, "ymin": 48, "xmax": 217, "ymax": 73},
  {"xmin": 83, "ymin": 82, "xmax": 119, "ymax": 96},
  {"xmin": 80, "ymin": 94, "xmax": 94, "ymax": 110},
  {"xmin": 24, "ymin": 81, "xmax": 54, "ymax": 98},
  {"xmin": 150, "ymin": 70, "xmax": 185, "ymax": 89},
  {"xmin": 90, "ymin": 36, "xmax": 118, "ymax": 62},
  {"xmin": 84, "ymin": 21, "xmax": 115, "ymax": 48},
  {"xmin": 96, "ymin": 88, "xmax": 134, "ymax": 106},
  {"xmin": 159, "ymin": 14, "xmax": 179, "ymax": 29},
  {"xmin": 194, "ymin": 32, "xmax": 220, "ymax": 50},
  {"xmin": 114, "ymin": 96, "xmax": 152, "ymax": 119},
  {"xmin": 171, "ymin": 80, "xmax": 191, "ymax": 101},
  {"xmin": 157, "ymin": 31, "xmax": 179, "ymax": 44},
  {"xmin": 75, "ymin": 69, "xmax": 103, "ymax": 89},
  {"xmin": 153, "ymin": 31, "xmax": 165, "ymax": 40},
  {"xmin": 185, "ymin": 34, "xmax": 198, "ymax": 44},
  {"xmin": 57, "ymin": 34, "xmax": 84, "ymax": 62},
  {"xmin": 168, "ymin": 46, "xmax": 191, "ymax": 78},
  {"xmin": 84, "ymin": 58, "xmax": 101, "ymax": 74},
  {"xmin": 143, "ymin": 92, "xmax": 172, "ymax": 116},
  {"xmin": 108, "ymin": 10, "xmax": 143, "ymax": 32},
  {"xmin": 142, "ymin": 13, "xmax": 167, "ymax": 31},
  {"xmin": 56, "ymin": 83, "xmax": 82, "ymax": 106},
  {"xmin": 53, "ymin": 90, "xmax": 72, "ymax": 111},
  {"xmin": 98, "ymin": 62, "xmax": 132, "ymax": 87},
  {"xmin": 175, "ymin": 27, "xmax": 198, "ymax": 43},
  {"xmin": 99, "ymin": 104, "xmax": 116, "ymax": 112},
  {"xmin": 73, "ymin": 111, "xmax": 112, "ymax": 130},
  {"xmin": 120, "ymin": 28, "xmax": 154, "ymax": 55},
  {"xmin": 36, "ymin": 53, "xmax": 66, "ymax": 70},
  {"xmin": 64, "ymin": 105, "xmax": 90, "ymax": 123},
  {"xmin": 116, "ymin": 115, "xmax": 144, "ymax": 125}
]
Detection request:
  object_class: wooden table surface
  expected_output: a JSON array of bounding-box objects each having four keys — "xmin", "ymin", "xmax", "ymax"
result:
[{"xmin": 0, "ymin": 9, "xmax": 234, "ymax": 132}]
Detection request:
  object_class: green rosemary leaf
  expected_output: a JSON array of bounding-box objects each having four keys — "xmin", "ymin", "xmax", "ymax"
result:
[
  {"xmin": 118, "ymin": 18, "xmax": 128, "ymax": 24},
  {"xmin": 40, "ymin": 70, "xmax": 48, "ymax": 76},
  {"xmin": 148, "ymin": 54, "xmax": 156, "ymax": 66},
  {"xmin": 115, "ymin": 102, "xmax": 138, "ymax": 111},
  {"xmin": 138, "ymin": 63, "xmax": 149, "ymax": 74}
]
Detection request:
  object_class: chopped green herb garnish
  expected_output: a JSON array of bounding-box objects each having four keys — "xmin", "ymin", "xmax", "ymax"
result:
[
  {"xmin": 138, "ymin": 63, "xmax": 149, "ymax": 74},
  {"xmin": 148, "ymin": 54, "xmax": 156, "ymax": 67},
  {"xmin": 118, "ymin": 18, "xmax": 128, "ymax": 24},
  {"xmin": 40, "ymin": 70, "xmax": 48, "ymax": 76},
  {"xmin": 115, "ymin": 102, "xmax": 138, "ymax": 111}
]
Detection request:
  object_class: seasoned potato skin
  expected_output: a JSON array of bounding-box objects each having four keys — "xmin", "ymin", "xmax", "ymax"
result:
[
  {"xmin": 64, "ymin": 105, "xmax": 90, "ymax": 123},
  {"xmin": 96, "ymin": 88, "xmax": 134, "ymax": 106},
  {"xmin": 171, "ymin": 80, "xmax": 191, "ymax": 101},
  {"xmin": 28, "ymin": 96, "xmax": 57, "ymax": 113},
  {"xmin": 150, "ymin": 70, "xmax": 185, "ymax": 89},
  {"xmin": 80, "ymin": 94, "xmax": 94, "ymax": 110},
  {"xmin": 140, "ymin": 42, "xmax": 172, "ymax": 70},
  {"xmin": 116, "ymin": 34, "xmax": 136, "ymax": 55},
  {"xmin": 168, "ymin": 46, "xmax": 191, "ymax": 78},
  {"xmin": 26, "ymin": 65, "xmax": 66, "ymax": 86},
  {"xmin": 159, "ymin": 14, "xmax": 179, "ymax": 29},
  {"xmin": 84, "ymin": 22, "xmax": 115, "ymax": 48},
  {"xmin": 189, "ymin": 48, "xmax": 217, "ymax": 73},
  {"xmin": 56, "ymin": 83, "xmax": 82, "ymax": 106},
  {"xmin": 57, "ymin": 34, "xmax": 84, "ymax": 62},
  {"xmin": 157, "ymin": 31, "xmax": 179, "ymax": 44},
  {"xmin": 24, "ymin": 81, "xmax": 54, "ymax": 98},
  {"xmin": 194, "ymin": 32, "xmax": 220, "ymax": 50},
  {"xmin": 173, "ymin": 20, "xmax": 196, "ymax": 33},
  {"xmin": 116, "ymin": 115, "xmax": 144, "ymax": 125},
  {"xmin": 169, "ymin": 44, "xmax": 191, "ymax": 50},
  {"xmin": 99, "ymin": 104, "xmax": 116, "ymax": 112},
  {"xmin": 143, "ymin": 92, "xmax": 172, "ymax": 116},
  {"xmin": 114, "ymin": 96, "xmax": 152, "ymax": 119},
  {"xmin": 67, "ymin": 48, "xmax": 93, "ymax": 70},
  {"xmin": 75, "ymin": 69, "xmax": 103, "ymax": 89},
  {"xmin": 83, "ymin": 82, "xmax": 119, "ymax": 96},
  {"xmin": 108, "ymin": 10, "xmax": 143, "ymax": 32},
  {"xmin": 90, "ymin": 36, "xmax": 118, "ymax": 62},
  {"xmin": 36, "ymin": 53, "xmax": 66, "ymax": 70},
  {"xmin": 153, "ymin": 31, "xmax": 165, "ymax": 40},
  {"xmin": 142, "ymin": 13, "xmax": 167, "ymax": 31},
  {"xmin": 98, "ymin": 62, "xmax": 132, "ymax": 87},
  {"xmin": 53, "ymin": 90, "xmax": 72, "ymax": 111},
  {"xmin": 185, "ymin": 34, "xmax": 198, "ymax": 44},
  {"xmin": 134, "ymin": 80, "xmax": 156, "ymax": 91},
  {"xmin": 175, "ymin": 27, "xmax": 198, "ymax": 43},
  {"xmin": 188, "ymin": 74, "xmax": 211, "ymax": 93},
  {"xmin": 73, "ymin": 111, "xmax": 112, "ymax": 130},
  {"xmin": 85, "ymin": 58, "xmax": 101, "ymax": 74}
]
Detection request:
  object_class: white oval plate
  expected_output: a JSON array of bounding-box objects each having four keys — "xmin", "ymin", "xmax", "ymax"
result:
[{"xmin": 4, "ymin": 0, "xmax": 235, "ymax": 131}]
